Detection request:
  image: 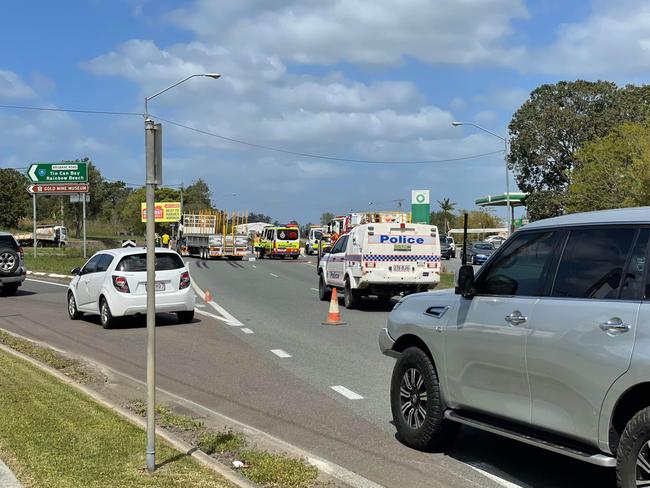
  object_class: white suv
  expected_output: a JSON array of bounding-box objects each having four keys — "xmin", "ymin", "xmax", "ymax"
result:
[{"xmin": 67, "ymin": 248, "xmax": 195, "ymax": 329}]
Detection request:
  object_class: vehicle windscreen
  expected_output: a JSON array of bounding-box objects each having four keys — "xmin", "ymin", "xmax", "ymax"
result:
[
  {"xmin": 116, "ymin": 253, "xmax": 185, "ymax": 272},
  {"xmin": 0, "ymin": 236, "xmax": 18, "ymax": 249},
  {"xmin": 312, "ymin": 231, "xmax": 323, "ymax": 240},
  {"xmin": 440, "ymin": 237, "xmax": 450, "ymax": 245},
  {"xmin": 277, "ymin": 229, "xmax": 299, "ymax": 240},
  {"xmin": 474, "ymin": 243, "xmax": 494, "ymax": 250}
]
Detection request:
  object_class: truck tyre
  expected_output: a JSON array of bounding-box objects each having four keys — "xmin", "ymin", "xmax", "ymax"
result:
[
  {"xmin": 67, "ymin": 292, "xmax": 83, "ymax": 319},
  {"xmin": 100, "ymin": 297, "xmax": 116, "ymax": 330},
  {"xmin": 391, "ymin": 347, "xmax": 459, "ymax": 451},
  {"xmin": 0, "ymin": 248, "xmax": 19, "ymax": 276},
  {"xmin": 617, "ymin": 406, "xmax": 650, "ymax": 488},
  {"xmin": 318, "ymin": 273, "xmax": 331, "ymax": 302},
  {"xmin": 344, "ymin": 277, "xmax": 360, "ymax": 309}
]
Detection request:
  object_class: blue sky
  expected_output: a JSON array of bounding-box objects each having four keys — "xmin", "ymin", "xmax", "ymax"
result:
[{"xmin": 2, "ymin": 0, "xmax": 649, "ymax": 225}]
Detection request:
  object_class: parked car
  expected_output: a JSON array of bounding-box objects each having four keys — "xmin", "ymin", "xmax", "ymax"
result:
[
  {"xmin": 67, "ymin": 247, "xmax": 195, "ymax": 329},
  {"xmin": 485, "ymin": 235, "xmax": 507, "ymax": 248},
  {"xmin": 379, "ymin": 207, "xmax": 650, "ymax": 486},
  {"xmin": 464, "ymin": 241, "xmax": 496, "ymax": 265},
  {"xmin": 440, "ymin": 236, "xmax": 453, "ymax": 260},
  {"xmin": 0, "ymin": 232, "xmax": 26, "ymax": 295}
]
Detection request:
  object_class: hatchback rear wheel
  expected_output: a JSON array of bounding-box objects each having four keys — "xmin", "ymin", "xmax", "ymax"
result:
[{"xmin": 177, "ymin": 310, "xmax": 194, "ymax": 323}]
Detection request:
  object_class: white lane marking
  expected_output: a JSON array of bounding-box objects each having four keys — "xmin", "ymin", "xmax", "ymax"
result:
[
  {"xmin": 305, "ymin": 263, "xmax": 316, "ymax": 267},
  {"xmin": 195, "ymin": 304, "xmax": 206, "ymax": 308},
  {"xmin": 270, "ymin": 349, "xmax": 292, "ymax": 358},
  {"xmin": 269, "ymin": 273, "xmax": 279, "ymax": 278},
  {"xmin": 311, "ymin": 288, "xmax": 318, "ymax": 292},
  {"xmin": 241, "ymin": 328, "xmax": 254, "ymax": 334},
  {"xmin": 252, "ymin": 265, "xmax": 257, "ymax": 269},
  {"xmin": 191, "ymin": 281, "xmax": 243, "ymax": 326},
  {"xmin": 25, "ymin": 278, "xmax": 69, "ymax": 288},
  {"xmin": 466, "ymin": 464, "xmax": 524, "ymax": 488},
  {"xmin": 196, "ymin": 309, "xmax": 243, "ymax": 326},
  {"xmin": 330, "ymin": 386, "xmax": 364, "ymax": 400}
]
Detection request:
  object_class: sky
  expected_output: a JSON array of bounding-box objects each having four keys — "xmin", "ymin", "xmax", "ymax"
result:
[{"xmin": 1, "ymin": 0, "xmax": 650, "ymax": 225}]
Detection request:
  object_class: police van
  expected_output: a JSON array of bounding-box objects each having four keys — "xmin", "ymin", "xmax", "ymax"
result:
[{"xmin": 317, "ymin": 222, "xmax": 441, "ymax": 308}]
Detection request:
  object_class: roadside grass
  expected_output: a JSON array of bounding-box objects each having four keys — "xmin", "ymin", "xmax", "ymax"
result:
[
  {"xmin": 0, "ymin": 348, "xmax": 234, "ymax": 488},
  {"xmin": 0, "ymin": 330, "xmax": 95, "ymax": 384},
  {"xmin": 24, "ymin": 253, "xmax": 87, "ymax": 275},
  {"xmin": 439, "ymin": 272, "xmax": 454, "ymax": 289},
  {"xmin": 125, "ymin": 401, "xmax": 320, "ymax": 488}
]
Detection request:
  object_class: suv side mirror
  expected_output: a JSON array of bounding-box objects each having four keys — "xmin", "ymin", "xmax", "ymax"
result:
[
  {"xmin": 71, "ymin": 267, "xmax": 81, "ymax": 276},
  {"xmin": 455, "ymin": 265, "xmax": 475, "ymax": 298}
]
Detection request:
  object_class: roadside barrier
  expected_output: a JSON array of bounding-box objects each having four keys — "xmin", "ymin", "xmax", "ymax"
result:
[{"xmin": 322, "ymin": 288, "xmax": 346, "ymax": 326}]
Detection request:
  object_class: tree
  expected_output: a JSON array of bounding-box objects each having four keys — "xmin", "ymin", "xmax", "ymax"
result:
[
  {"xmin": 0, "ymin": 169, "xmax": 30, "ymax": 228},
  {"xmin": 320, "ymin": 212, "xmax": 335, "ymax": 225},
  {"xmin": 566, "ymin": 121, "xmax": 650, "ymax": 213},
  {"xmin": 183, "ymin": 179, "xmax": 212, "ymax": 212},
  {"xmin": 248, "ymin": 213, "xmax": 272, "ymax": 223},
  {"xmin": 429, "ymin": 210, "xmax": 448, "ymax": 232},
  {"xmin": 121, "ymin": 187, "xmax": 180, "ymax": 233},
  {"xmin": 453, "ymin": 209, "xmax": 502, "ymax": 230},
  {"xmin": 437, "ymin": 198, "xmax": 456, "ymax": 233},
  {"xmin": 508, "ymin": 81, "xmax": 650, "ymax": 220}
]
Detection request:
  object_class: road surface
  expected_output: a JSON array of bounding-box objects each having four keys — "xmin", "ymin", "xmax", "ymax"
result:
[{"xmin": 0, "ymin": 263, "xmax": 616, "ymax": 488}]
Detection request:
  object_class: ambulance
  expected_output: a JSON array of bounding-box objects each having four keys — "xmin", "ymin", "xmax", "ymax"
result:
[
  {"xmin": 317, "ymin": 222, "xmax": 440, "ymax": 309},
  {"xmin": 258, "ymin": 225, "xmax": 301, "ymax": 259}
]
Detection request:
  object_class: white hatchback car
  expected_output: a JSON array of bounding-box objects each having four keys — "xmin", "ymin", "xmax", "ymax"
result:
[{"xmin": 67, "ymin": 248, "xmax": 195, "ymax": 329}]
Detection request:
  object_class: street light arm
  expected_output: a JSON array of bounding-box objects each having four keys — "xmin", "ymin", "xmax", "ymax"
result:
[
  {"xmin": 452, "ymin": 121, "xmax": 506, "ymax": 143},
  {"xmin": 144, "ymin": 73, "xmax": 221, "ymax": 118}
]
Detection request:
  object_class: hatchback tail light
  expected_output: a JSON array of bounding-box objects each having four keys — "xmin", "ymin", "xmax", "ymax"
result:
[
  {"xmin": 179, "ymin": 271, "xmax": 191, "ymax": 290},
  {"xmin": 112, "ymin": 275, "xmax": 130, "ymax": 293}
]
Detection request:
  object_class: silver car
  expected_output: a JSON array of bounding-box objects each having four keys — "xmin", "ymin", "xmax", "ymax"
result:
[{"xmin": 379, "ymin": 207, "xmax": 650, "ymax": 487}]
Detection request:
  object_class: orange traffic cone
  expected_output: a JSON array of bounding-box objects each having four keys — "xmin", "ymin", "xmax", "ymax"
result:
[
  {"xmin": 204, "ymin": 290, "xmax": 213, "ymax": 302},
  {"xmin": 322, "ymin": 288, "xmax": 347, "ymax": 326}
]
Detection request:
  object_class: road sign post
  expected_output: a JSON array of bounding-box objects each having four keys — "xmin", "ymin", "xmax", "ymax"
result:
[{"xmin": 32, "ymin": 194, "xmax": 37, "ymax": 257}]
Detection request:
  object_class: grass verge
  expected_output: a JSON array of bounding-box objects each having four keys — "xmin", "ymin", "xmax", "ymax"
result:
[
  {"xmin": 24, "ymin": 254, "xmax": 87, "ymax": 275},
  {"xmin": 439, "ymin": 272, "xmax": 454, "ymax": 289},
  {"xmin": 0, "ymin": 330, "xmax": 95, "ymax": 384},
  {"xmin": 125, "ymin": 401, "xmax": 320, "ymax": 488},
  {"xmin": 0, "ymin": 347, "xmax": 234, "ymax": 488}
]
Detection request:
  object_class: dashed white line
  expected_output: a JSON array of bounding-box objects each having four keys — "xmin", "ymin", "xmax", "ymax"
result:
[
  {"xmin": 269, "ymin": 273, "xmax": 279, "ymax": 278},
  {"xmin": 252, "ymin": 265, "xmax": 257, "ymax": 268},
  {"xmin": 270, "ymin": 349, "xmax": 292, "ymax": 358},
  {"xmin": 241, "ymin": 328, "xmax": 254, "ymax": 334},
  {"xmin": 311, "ymin": 288, "xmax": 318, "ymax": 292},
  {"xmin": 330, "ymin": 386, "xmax": 364, "ymax": 400}
]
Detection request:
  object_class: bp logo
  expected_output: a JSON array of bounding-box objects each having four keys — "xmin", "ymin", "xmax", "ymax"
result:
[
  {"xmin": 38, "ymin": 168, "xmax": 47, "ymax": 177},
  {"xmin": 416, "ymin": 194, "xmax": 426, "ymax": 203}
]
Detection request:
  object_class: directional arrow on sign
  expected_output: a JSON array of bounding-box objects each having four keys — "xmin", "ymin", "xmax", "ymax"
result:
[{"xmin": 28, "ymin": 166, "xmax": 37, "ymax": 182}]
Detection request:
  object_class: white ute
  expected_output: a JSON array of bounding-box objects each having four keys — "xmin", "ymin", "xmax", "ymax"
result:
[{"xmin": 318, "ymin": 223, "xmax": 441, "ymax": 309}]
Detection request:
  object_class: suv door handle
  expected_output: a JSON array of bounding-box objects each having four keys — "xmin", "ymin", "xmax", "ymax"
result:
[
  {"xmin": 599, "ymin": 318, "xmax": 630, "ymax": 334},
  {"xmin": 505, "ymin": 310, "xmax": 527, "ymax": 326}
]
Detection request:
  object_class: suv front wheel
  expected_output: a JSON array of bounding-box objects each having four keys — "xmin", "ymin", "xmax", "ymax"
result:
[
  {"xmin": 617, "ymin": 406, "xmax": 650, "ymax": 487},
  {"xmin": 391, "ymin": 347, "xmax": 459, "ymax": 451}
]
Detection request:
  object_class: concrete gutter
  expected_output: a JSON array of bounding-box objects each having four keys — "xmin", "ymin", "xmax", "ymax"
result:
[{"xmin": 0, "ymin": 459, "xmax": 22, "ymax": 488}]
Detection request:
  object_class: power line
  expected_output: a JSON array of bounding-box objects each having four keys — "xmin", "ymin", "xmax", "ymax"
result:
[
  {"xmin": 0, "ymin": 104, "xmax": 142, "ymax": 117},
  {"xmin": 0, "ymin": 103, "xmax": 505, "ymax": 165},
  {"xmin": 151, "ymin": 113, "xmax": 504, "ymax": 165}
]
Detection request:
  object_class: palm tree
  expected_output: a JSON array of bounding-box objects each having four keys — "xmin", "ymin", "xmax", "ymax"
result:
[{"xmin": 437, "ymin": 198, "xmax": 456, "ymax": 233}]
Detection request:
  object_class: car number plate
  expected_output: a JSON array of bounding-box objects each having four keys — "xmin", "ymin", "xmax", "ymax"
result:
[
  {"xmin": 145, "ymin": 281, "xmax": 165, "ymax": 291},
  {"xmin": 393, "ymin": 264, "xmax": 410, "ymax": 272}
]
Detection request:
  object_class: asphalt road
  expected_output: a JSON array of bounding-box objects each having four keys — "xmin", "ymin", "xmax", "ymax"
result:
[{"xmin": 0, "ymin": 270, "xmax": 616, "ymax": 488}]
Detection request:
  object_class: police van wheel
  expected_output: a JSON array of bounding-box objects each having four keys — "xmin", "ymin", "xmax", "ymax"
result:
[
  {"xmin": 344, "ymin": 278, "xmax": 360, "ymax": 309},
  {"xmin": 318, "ymin": 274, "xmax": 331, "ymax": 302}
]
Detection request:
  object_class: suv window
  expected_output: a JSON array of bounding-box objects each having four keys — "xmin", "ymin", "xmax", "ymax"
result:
[
  {"xmin": 552, "ymin": 228, "xmax": 636, "ymax": 299},
  {"xmin": 0, "ymin": 236, "xmax": 18, "ymax": 249},
  {"xmin": 477, "ymin": 231, "xmax": 559, "ymax": 297},
  {"xmin": 116, "ymin": 252, "xmax": 185, "ymax": 272},
  {"xmin": 622, "ymin": 229, "xmax": 649, "ymax": 300},
  {"xmin": 81, "ymin": 254, "xmax": 103, "ymax": 275}
]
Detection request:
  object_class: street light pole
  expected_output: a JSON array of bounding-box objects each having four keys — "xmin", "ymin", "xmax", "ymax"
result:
[
  {"xmin": 143, "ymin": 72, "xmax": 220, "ymax": 473},
  {"xmin": 452, "ymin": 121, "xmax": 512, "ymax": 236}
]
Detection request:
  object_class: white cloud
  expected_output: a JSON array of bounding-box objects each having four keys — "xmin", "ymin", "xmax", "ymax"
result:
[
  {"xmin": 535, "ymin": 0, "xmax": 650, "ymax": 76},
  {"xmin": 170, "ymin": 0, "xmax": 528, "ymax": 68},
  {"xmin": 0, "ymin": 70, "xmax": 36, "ymax": 100}
]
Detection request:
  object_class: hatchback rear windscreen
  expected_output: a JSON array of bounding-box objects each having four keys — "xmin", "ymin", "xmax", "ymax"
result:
[
  {"xmin": 0, "ymin": 236, "xmax": 18, "ymax": 249},
  {"xmin": 277, "ymin": 229, "xmax": 299, "ymax": 240},
  {"xmin": 116, "ymin": 253, "xmax": 185, "ymax": 272}
]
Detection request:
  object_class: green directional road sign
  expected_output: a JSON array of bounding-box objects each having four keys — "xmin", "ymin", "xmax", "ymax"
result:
[{"xmin": 27, "ymin": 162, "xmax": 88, "ymax": 183}]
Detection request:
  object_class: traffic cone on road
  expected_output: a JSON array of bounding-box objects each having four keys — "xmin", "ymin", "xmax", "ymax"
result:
[
  {"xmin": 204, "ymin": 290, "xmax": 213, "ymax": 302},
  {"xmin": 322, "ymin": 288, "xmax": 347, "ymax": 326}
]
